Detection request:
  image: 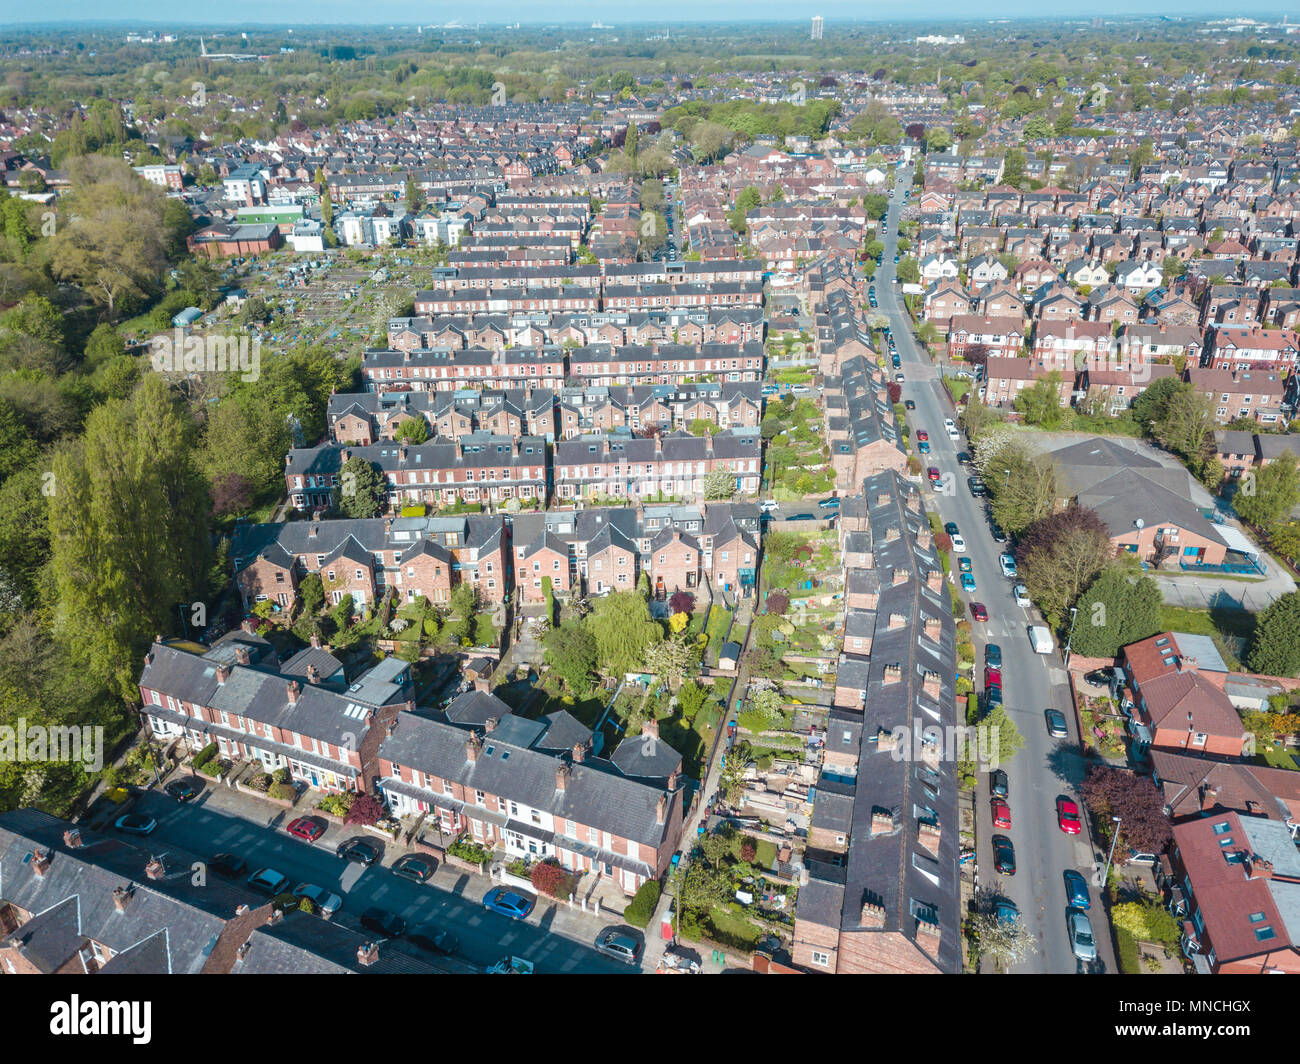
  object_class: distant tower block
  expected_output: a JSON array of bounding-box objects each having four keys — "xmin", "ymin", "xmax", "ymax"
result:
[{"xmin": 811, "ymin": 15, "xmax": 824, "ymax": 40}]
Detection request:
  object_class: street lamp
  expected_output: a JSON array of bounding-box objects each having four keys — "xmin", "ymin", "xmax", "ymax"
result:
[
  {"xmin": 1003, "ymin": 468, "xmax": 1011, "ymax": 488},
  {"xmin": 1101, "ymin": 815, "xmax": 1122, "ymax": 894},
  {"xmin": 1063, "ymin": 606, "xmax": 1080, "ymax": 668}
]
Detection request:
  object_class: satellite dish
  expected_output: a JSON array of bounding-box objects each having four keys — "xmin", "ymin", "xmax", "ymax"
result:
[{"xmin": 1135, "ymin": 518, "xmax": 1144, "ymax": 530}]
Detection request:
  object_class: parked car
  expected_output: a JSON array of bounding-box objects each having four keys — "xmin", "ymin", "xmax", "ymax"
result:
[
  {"xmin": 958, "ymin": 557, "xmax": 972, "ymax": 573},
  {"xmin": 1045, "ymin": 709, "xmax": 1069, "ymax": 738},
  {"xmin": 968, "ymin": 476, "xmax": 986, "ymax": 497},
  {"xmin": 985, "ymin": 643, "xmax": 1002, "ymax": 668},
  {"xmin": 990, "ymin": 769, "xmax": 1009, "ymax": 798},
  {"xmin": 985, "ymin": 684, "xmax": 1002, "ymax": 709},
  {"xmin": 1056, "ymin": 797, "xmax": 1082, "ymax": 834},
  {"xmin": 1084, "ymin": 668, "xmax": 1116, "ymax": 689},
  {"xmin": 292, "ymin": 883, "xmax": 342, "ymax": 918},
  {"xmin": 992, "ymin": 835, "xmax": 1016, "ymax": 875},
  {"xmin": 360, "ymin": 907, "xmax": 406, "ymax": 938},
  {"xmin": 818, "ymin": 497, "xmax": 840, "ymax": 510},
  {"xmin": 1068, "ymin": 910, "xmax": 1097, "ymax": 962},
  {"xmin": 990, "ymin": 523, "xmax": 1008, "ymax": 543},
  {"xmin": 916, "ymin": 430, "xmax": 929, "ymax": 442},
  {"xmin": 904, "ymin": 400, "xmax": 916, "ymax": 410},
  {"xmin": 1063, "ymin": 870, "xmax": 1091, "ymax": 910},
  {"xmin": 247, "ymin": 868, "xmax": 290, "ymax": 896},
  {"xmin": 483, "ymin": 887, "xmax": 535, "ymax": 920},
  {"xmin": 995, "ymin": 899, "xmax": 1019, "ymax": 926},
  {"xmin": 210, "ymin": 853, "xmax": 246, "ymax": 880},
  {"xmin": 1126, "ymin": 850, "xmax": 1158, "ymax": 866},
  {"xmin": 336, "ymin": 837, "xmax": 381, "ymax": 866},
  {"xmin": 1013, "ymin": 584, "xmax": 1032, "ymax": 607},
  {"xmin": 286, "ymin": 816, "xmax": 326, "ymax": 843},
  {"xmin": 991, "ymin": 799, "xmax": 1012, "ymax": 829},
  {"xmin": 406, "ymin": 923, "xmax": 459, "ymax": 955},
  {"xmin": 594, "ymin": 927, "xmax": 645, "ymax": 966},
  {"xmin": 164, "ymin": 778, "xmax": 200, "ymax": 802},
  {"xmin": 918, "ymin": 439, "xmax": 930, "ymax": 454},
  {"xmin": 392, "ymin": 854, "xmax": 436, "ymax": 884},
  {"xmin": 927, "ymin": 466, "xmax": 941, "ymax": 482},
  {"xmin": 114, "ymin": 814, "xmax": 157, "ymax": 836},
  {"xmin": 950, "ymin": 535, "xmax": 966, "ymax": 552},
  {"xmin": 999, "ymin": 553, "xmax": 1018, "ymax": 578},
  {"xmin": 960, "ymin": 572, "xmax": 976, "ymax": 592},
  {"xmin": 970, "ymin": 601, "xmax": 989, "ymax": 622},
  {"xmin": 984, "ymin": 666, "xmax": 1002, "ymax": 688},
  {"xmin": 759, "ymin": 499, "xmax": 779, "ymax": 512},
  {"xmin": 943, "ymin": 419, "xmax": 956, "ymax": 432},
  {"xmin": 944, "ymin": 521, "xmax": 960, "ymax": 536}
]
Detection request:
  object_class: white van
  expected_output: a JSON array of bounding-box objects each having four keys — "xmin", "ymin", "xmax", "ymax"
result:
[{"xmin": 1028, "ymin": 625, "xmax": 1054, "ymax": 655}]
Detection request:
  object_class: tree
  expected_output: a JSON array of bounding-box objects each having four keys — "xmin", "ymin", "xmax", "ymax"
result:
[
  {"xmin": 981, "ymin": 704, "xmax": 1026, "ymax": 765},
  {"xmin": 1013, "ymin": 371, "xmax": 1067, "ymax": 429},
  {"xmin": 393, "ymin": 417, "xmax": 431, "ymax": 445},
  {"xmin": 1070, "ymin": 567, "xmax": 1163, "ymax": 658},
  {"xmin": 297, "ymin": 572, "xmax": 325, "ymax": 617},
  {"xmin": 924, "ymin": 127, "xmax": 952, "ymax": 153},
  {"xmin": 1150, "ymin": 384, "xmax": 1219, "ymax": 484},
  {"xmin": 642, "ymin": 634, "xmax": 696, "ymax": 689},
  {"xmin": 530, "ymin": 860, "xmax": 576, "ymax": 899},
  {"xmin": 1002, "ymin": 148, "xmax": 1028, "ymax": 189},
  {"xmin": 1234, "ymin": 452, "xmax": 1300, "ymax": 531},
  {"xmin": 1017, "ymin": 506, "xmax": 1113, "ymax": 627},
  {"xmin": 968, "ymin": 904, "xmax": 1039, "ymax": 967},
  {"xmin": 49, "ymin": 374, "xmax": 211, "ymax": 699},
  {"xmin": 202, "ymin": 389, "xmax": 293, "ymax": 506},
  {"xmin": 588, "ymin": 591, "xmax": 662, "ymax": 677},
  {"xmin": 959, "ymin": 399, "xmax": 1002, "ymax": 442},
  {"xmin": 211, "ymin": 472, "xmax": 254, "ymax": 517},
  {"xmin": 984, "ymin": 441, "xmax": 1058, "ymax": 536},
  {"xmin": 344, "ymin": 792, "xmax": 385, "ymax": 826},
  {"xmin": 332, "ymin": 455, "xmax": 386, "ymax": 519},
  {"xmin": 895, "ymin": 256, "xmax": 920, "ymax": 285},
  {"xmin": 1248, "ymin": 592, "xmax": 1300, "ymax": 677},
  {"xmin": 669, "ymin": 590, "xmax": 695, "ymax": 615},
  {"xmin": 862, "ymin": 193, "xmax": 888, "ymax": 221},
  {"xmin": 544, "ymin": 619, "xmax": 598, "ymax": 695},
  {"xmin": 1129, "ymin": 375, "xmax": 1185, "ymax": 434},
  {"xmin": 702, "ymin": 467, "xmax": 736, "ymax": 500},
  {"xmin": 962, "ymin": 342, "xmax": 990, "ymax": 370},
  {"xmin": 1080, "ymin": 765, "xmax": 1174, "ymax": 857}
]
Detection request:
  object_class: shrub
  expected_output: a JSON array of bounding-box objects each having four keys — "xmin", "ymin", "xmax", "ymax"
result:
[
  {"xmin": 766, "ymin": 592, "xmax": 789, "ymax": 615},
  {"xmin": 192, "ymin": 742, "xmax": 218, "ymax": 770},
  {"xmin": 272, "ymin": 767, "xmax": 291, "ymax": 785},
  {"xmin": 317, "ymin": 792, "xmax": 355, "ymax": 817},
  {"xmin": 246, "ymin": 772, "xmax": 272, "ymax": 792},
  {"xmin": 268, "ymin": 782, "xmax": 297, "ymax": 801},
  {"xmin": 740, "ymin": 838, "xmax": 757, "ymax": 862},
  {"xmin": 624, "ymin": 880, "xmax": 661, "ymax": 928},
  {"xmin": 197, "ymin": 758, "xmax": 224, "ymax": 779},
  {"xmin": 344, "ymin": 792, "xmax": 386, "ymax": 826},
  {"xmin": 448, "ymin": 837, "xmax": 493, "ymax": 865},
  {"xmin": 530, "ymin": 859, "xmax": 577, "ymax": 899}
]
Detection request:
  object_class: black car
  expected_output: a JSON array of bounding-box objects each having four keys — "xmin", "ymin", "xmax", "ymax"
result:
[
  {"xmin": 992, "ymin": 835, "xmax": 1016, "ymax": 876},
  {"xmin": 990, "ymin": 768, "xmax": 1009, "ymax": 799},
  {"xmin": 956, "ymin": 451, "xmax": 971, "ymax": 466},
  {"xmin": 990, "ymin": 523, "xmax": 1008, "ymax": 543},
  {"xmin": 392, "ymin": 854, "xmax": 436, "ymax": 883},
  {"xmin": 985, "ymin": 684, "xmax": 1003, "ymax": 709},
  {"xmin": 944, "ymin": 521, "xmax": 960, "ymax": 536},
  {"xmin": 1084, "ymin": 668, "xmax": 1116, "ymax": 689},
  {"xmin": 985, "ymin": 643, "xmax": 1002, "ymax": 668},
  {"xmin": 360, "ymin": 907, "xmax": 406, "ymax": 938},
  {"xmin": 337, "ymin": 837, "xmax": 381, "ymax": 866},
  {"xmin": 210, "ymin": 853, "xmax": 247, "ymax": 880},
  {"xmin": 164, "ymin": 777, "xmax": 200, "ymax": 802},
  {"xmin": 904, "ymin": 399, "xmax": 916, "ymax": 410},
  {"xmin": 405, "ymin": 923, "xmax": 459, "ymax": 955},
  {"xmin": 968, "ymin": 476, "xmax": 987, "ymax": 497}
]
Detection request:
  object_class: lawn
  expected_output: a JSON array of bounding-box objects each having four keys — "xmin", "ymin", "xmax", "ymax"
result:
[
  {"xmin": 943, "ymin": 376, "xmax": 970, "ymax": 403},
  {"xmin": 1257, "ymin": 746, "xmax": 1300, "ymax": 771},
  {"xmin": 704, "ymin": 605, "xmax": 733, "ymax": 647}
]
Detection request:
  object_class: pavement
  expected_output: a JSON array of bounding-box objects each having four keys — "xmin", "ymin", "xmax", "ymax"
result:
[
  {"xmin": 877, "ymin": 193, "xmax": 1117, "ymax": 975},
  {"xmin": 132, "ymin": 773, "xmax": 639, "ymax": 974}
]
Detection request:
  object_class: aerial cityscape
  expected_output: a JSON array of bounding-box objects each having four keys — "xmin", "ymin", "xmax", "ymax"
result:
[{"xmin": 1, "ymin": 7, "xmax": 1300, "ymax": 990}]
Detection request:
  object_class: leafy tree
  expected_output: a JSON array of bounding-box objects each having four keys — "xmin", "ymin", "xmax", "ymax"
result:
[
  {"xmin": 1149, "ymin": 383, "xmax": 1219, "ymax": 484},
  {"xmin": 862, "ymin": 193, "xmax": 888, "ymax": 221},
  {"xmin": 297, "ymin": 572, "xmax": 325, "ymax": 616},
  {"xmin": 588, "ymin": 591, "xmax": 662, "ymax": 677},
  {"xmin": 211, "ymin": 472, "xmax": 254, "ymax": 517},
  {"xmin": 449, "ymin": 582, "xmax": 478, "ymax": 619},
  {"xmin": 968, "ymin": 903, "xmax": 1039, "ymax": 967},
  {"xmin": 1013, "ymin": 371, "xmax": 1067, "ymax": 429},
  {"xmin": 1070, "ymin": 567, "xmax": 1163, "ymax": 658},
  {"xmin": 1234, "ymin": 452, "xmax": 1300, "ymax": 531},
  {"xmin": 643, "ymin": 634, "xmax": 696, "ymax": 689},
  {"xmin": 344, "ymin": 792, "xmax": 386, "ymax": 826},
  {"xmin": 984, "ymin": 441, "xmax": 1058, "ymax": 536},
  {"xmin": 332, "ymin": 454, "xmax": 386, "ymax": 519},
  {"xmin": 49, "ymin": 374, "xmax": 211, "ymax": 699},
  {"xmin": 1017, "ymin": 506, "xmax": 1113, "ymax": 628},
  {"xmin": 1248, "ymin": 592, "xmax": 1300, "ymax": 677},
  {"xmin": 1080, "ymin": 765, "xmax": 1173, "ymax": 857},
  {"xmin": 702, "ymin": 467, "xmax": 736, "ymax": 500},
  {"xmin": 962, "ymin": 342, "xmax": 990, "ymax": 370},
  {"xmin": 981, "ymin": 704, "xmax": 1026, "ymax": 765},
  {"xmin": 393, "ymin": 417, "xmax": 431, "ymax": 444},
  {"xmin": 895, "ymin": 256, "xmax": 920, "ymax": 285}
]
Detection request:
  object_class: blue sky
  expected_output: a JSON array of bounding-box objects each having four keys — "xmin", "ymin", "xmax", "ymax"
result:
[{"xmin": 4, "ymin": 2, "xmax": 1296, "ymax": 27}]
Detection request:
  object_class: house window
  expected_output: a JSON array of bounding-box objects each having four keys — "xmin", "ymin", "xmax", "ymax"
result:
[{"xmin": 810, "ymin": 950, "xmax": 831, "ymax": 967}]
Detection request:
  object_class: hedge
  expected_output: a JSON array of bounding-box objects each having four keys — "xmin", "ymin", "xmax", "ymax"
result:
[
  {"xmin": 192, "ymin": 742, "xmax": 218, "ymax": 770},
  {"xmin": 624, "ymin": 880, "xmax": 661, "ymax": 928}
]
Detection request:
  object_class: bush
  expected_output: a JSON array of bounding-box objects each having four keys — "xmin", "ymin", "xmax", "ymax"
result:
[
  {"xmin": 740, "ymin": 838, "xmax": 757, "ymax": 862},
  {"xmin": 766, "ymin": 592, "xmax": 789, "ymax": 615},
  {"xmin": 448, "ymin": 837, "xmax": 493, "ymax": 865},
  {"xmin": 344, "ymin": 792, "xmax": 386, "ymax": 826},
  {"xmin": 317, "ymin": 792, "xmax": 355, "ymax": 817},
  {"xmin": 272, "ymin": 767, "xmax": 291, "ymax": 785},
  {"xmin": 192, "ymin": 742, "xmax": 218, "ymax": 770},
  {"xmin": 530, "ymin": 859, "xmax": 577, "ymax": 899},
  {"xmin": 624, "ymin": 880, "xmax": 661, "ymax": 928},
  {"xmin": 196, "ymin": 758, "xmax": 224, "ymax": 779},
  {"xmin": 268, "ymin": 782, "xmax": 297, "ymax": 801},
  {"xmin": 246, "ymin": 772, "xmax": 272, "ymax": 792}
]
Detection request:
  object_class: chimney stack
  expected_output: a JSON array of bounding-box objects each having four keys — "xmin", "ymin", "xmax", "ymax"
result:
[
  {"xmin": 241, "ymin": 618, "xmax": 256, "ymax": 635},
  {"xmin": 235, "ymin": 646, "xmax": 251, "ymax": 667},
  {"xmin": 306, "ymin": 664, "xmax": 320, "ymax": 685},
  {"xmin": 642, "ymin": 718, "xmax": 660, "ymax": 740},
  {"xmin": 556, "ymin": 763, "xmax": 571, "ymax": 791},
  {"xmin": 572, "ymin": 742, "xmax": 585, "ymax": 764},
  {"xmin": 30, "ymin": 849, "xmax": 51, "ymax": 877},
  {"xmin": 656, "ymin": 793, "xmax": 667, "ymax": 824},
  {"xmin": 112, "ymin": 886, "xmax": 131, "ymax": 912},
  {"xmin": 286, "ymin": 681, "xmax": 301, "ymax": 704},
  {"xmin": 310, "ymin": 633, "xmax": 322, "ymax": 649},
  {"xmin": 485, "ymin": 717, "xmax": 498, "ymax": 734},
  {"xmin": 216, "ymin": 664, "xmax": 231, "ymax": 685},
  {"xmin": 357, "ymin": 942, "xmax": 381, "ymax": 967},
  {"xmin": 62, "ymin": 829, "xmax": 83, "ymax": 849},
  {"xmin": 860, "ymin": 901, "xmax": 886, "ymax": 928},
  {"xmin": 465, "ymin": 735, "xmax": 480, "ymax": 762},
  {"xmin": 145, "ymin": 857, "xmax": 166, "ymax": 881}
]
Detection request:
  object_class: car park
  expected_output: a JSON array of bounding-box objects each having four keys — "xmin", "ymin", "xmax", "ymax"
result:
[
  {"xmin": 1045, "ymin": 709, "xmax": 1068, "ymax": 738},
  {"xmin": 336, "ymin": 837, "xmax": 381, "ymax": 866},
  {"xmin": 991, "ymin": 799, "xmax": 1011, "ymax": 829},
  {"xmin": 960, "ymin": 572, "xmax": 976, "ymax": 592},
  {"xmin": 1013, "ymin": 584, "xmax": 1032, "ymax": 607},
  {"xmin": 990, "ymin": 769, "xmax": 1009, "ymax": 798},
  {"xmin": 392, "ymin": 854, "xmax": 436, "ymax": 883},
  {"xmin": 595, "ymin": 927, "xmax": 645, "ymax": 966},
  {"xmin": 292, "ymin": 883, "xmax": 342, "ymax": 918},
  {"xmin": 247, "ymin": 868, "xmax": 290, "ymax": 896},
  {"xmin": 985, "ymin": 643, "xmax": 1002, "ymax": 668},
  {"xmin": 1063, "ymin": 870, "xmax": 1091, "ymax": 910},
  {"xmin": 164, "ymin": 778, "xmax": 200, "ymax": 802},
  {"xmin": 114, "ymin": 814, "xmax": 157, "ymax": 836},
  {"xmin": 360, "ymin": 907, "xmax": 406, "ymax": 938},
  {"xmin": 406, "ymin": 923, "xmax": 459, "ymax": 955},
  {"xmin": 999, "ymin": 554, "xmax": 1018, "ymax": 578},
  {"xmin": 970, "ymin": 601, "xmax": 989, "ymax": 622},
  {"xmin": 992, "ymin": 835, "xmax": 1016, "ymax": 875},
  {"xmin": 950, "ymin": 534, "xmax": 966, "ymax": 552},
  {"xmin": 286, "ymin": 816, "xmax": 326, "ymax": 843},
  {"xmin": 1068, "ymin": 911, "xmax": 1097, "ymax": 962},
  {"xmin": 483, "ymin": 887, "xmax": 535, "ymax": 920},
  {"xmin": 1057, "ymin": 797, "xmax": 1082, "ymax": 834}
]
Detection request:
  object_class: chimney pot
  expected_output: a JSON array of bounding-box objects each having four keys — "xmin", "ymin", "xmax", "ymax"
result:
[
  {"xmin": 145, "ymin": 857, "xmax": 166, "ymax": 880},
  {"xmin": 572, "ymin": 741, "xmax": 586, "ymax": 764},
  {"xmin": 556, "ymin": 763, "xmax": 570, "ymax": 791},
  {"xmin": 112, "ymin": 886, "xmax": 131, "ymax": 912},
  {"xmin": 357, "ymin": 941, "xmax": 381, "ymax": 967},
  {"xmin": 62, "ymin": 829, "xmax": 83, "ymax": 849}
]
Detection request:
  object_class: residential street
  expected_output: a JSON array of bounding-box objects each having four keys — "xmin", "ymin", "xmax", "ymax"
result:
[{"xmin": 877, "ymin": 189, "xmax": 1118, "ymax": 974}]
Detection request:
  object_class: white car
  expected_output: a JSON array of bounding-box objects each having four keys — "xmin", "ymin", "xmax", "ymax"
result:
[
  {"xmin": 999, "ymin": 553, "xmax": 1018, "ymax": 578},
  {"xmin": 950, "ymin": 535, "xmax": 967, "ymax": 553},
  {"xmin": 946, "ymin": 426, "xmax": 960, "ymax": 441},
  {"xmin": 943, "ymin": 419, "xmax": 956, "ymax": 431},
  {"xmin": 759, "ymin": 499, "xmax": 779, "ymax": 513},
  {"xmin": 1013, "ymin": 584, "xmax": 1032, "ymax": 607}
]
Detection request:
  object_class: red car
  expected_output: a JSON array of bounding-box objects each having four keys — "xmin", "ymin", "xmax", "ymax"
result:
[
  {"xmin": 991, "ymin": 799, "xmax": 1011, "ymax": 829},
  {"xmin": 985, "ymin": 666, "xmax": 1002, "ymax": 688},
  {"xmin": 916, "ymin": 430, "xmax": 929, "ymax": 441},
  {"xmin": 927, "ymin": 467, "xmax": 941, "ymax": 482},
  {"xmin": 286, "ymin": 816, "xmax": 326, "ymax": 843},
  {"xmin": 1056, "ymin": 797, "xmax": 1082, "ymax": 835},
  {"xmin": 969, "ymin": 601, "xmax": 988, "ymax": 622}
]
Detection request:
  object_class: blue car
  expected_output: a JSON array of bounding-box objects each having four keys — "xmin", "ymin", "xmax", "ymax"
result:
[
  {"xmin": 960, "ymin": 572, "xmax": 976, "ymax": 592},
  {"xmin": 995, "ymin": 899, "xmax": 1019, "ymax": 926},
  {"xmin": 818, "ymin": 497, "xmax": 841, "ymax": 509},
  {"xmin": 1064, "ymin": 870, "xmax": 1091, "ymax": 910},
  {"xmin": 918, "ymin": 439, "xmax": 930, "ymax": 454},
  {"xmin": 483, "ymin": 887, "xmax": 535, "ymax": 920}
]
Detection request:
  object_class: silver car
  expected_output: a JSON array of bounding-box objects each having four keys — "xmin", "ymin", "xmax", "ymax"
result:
[
  {"xmin": 1068, "ymin": 910, "xmax": 1097, "ymax": 962},
  {"xmin": 292, "ymin": 882, "xmax": 342, "ymax": 918},
  {"xmin": 595, "ymin": 928, "xmax": 644, "ymax": 966}
]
